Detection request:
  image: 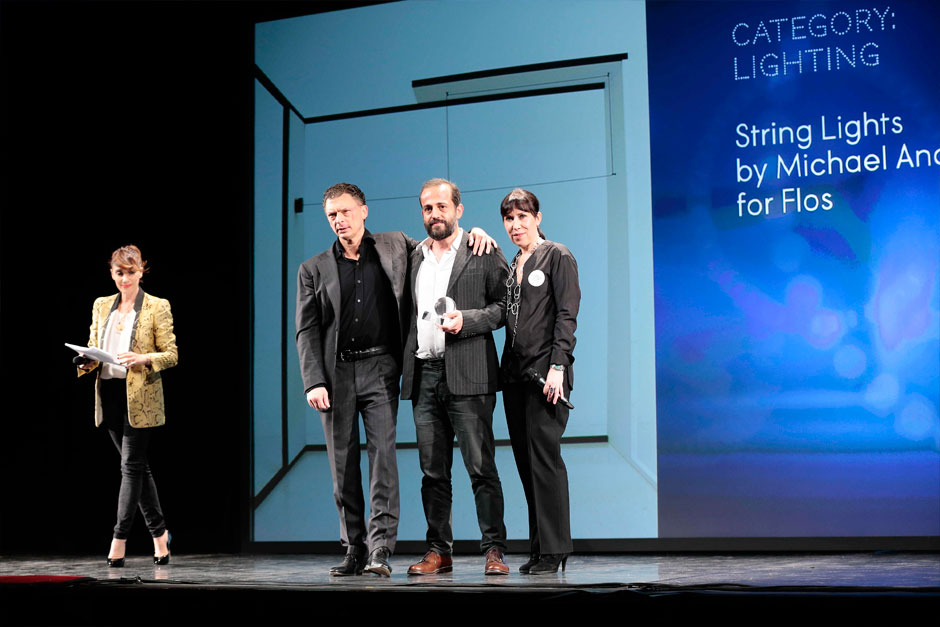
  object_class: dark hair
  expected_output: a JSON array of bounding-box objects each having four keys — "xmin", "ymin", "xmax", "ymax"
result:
[
  {"xmin": 109, "ymin": 245, "xmax": 148, "ymax": 274},
  {"xmin": 420, "ymin": 178, "xmax": 461, "ymax": 208},
  {"xmin": 323, "ymin": 182, "xmax": 366, "ymax": 206},
  {"xmin": 500, "ymin": 188, "xmax": 545, "ymax": 238}
]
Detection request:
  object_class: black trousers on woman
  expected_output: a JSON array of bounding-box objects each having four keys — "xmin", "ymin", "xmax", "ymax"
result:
[
  {"xmin": 100, "ymin": 378, "xmax": 167, "ymax": 540},
  {"xmin": 503, "ymin": 382, "xmax": 572, "ymax": 555}
]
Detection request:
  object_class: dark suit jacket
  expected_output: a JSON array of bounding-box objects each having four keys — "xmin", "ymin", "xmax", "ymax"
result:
[
  {"xmin": 296, "ymin": 230, "xmax": 416, "ymax": 395},
  {"xmin": 401, "ymin": 232, "xmax": 509, "ymax": 399}
]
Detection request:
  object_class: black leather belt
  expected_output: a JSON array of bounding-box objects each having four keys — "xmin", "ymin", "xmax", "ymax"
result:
[
  {"xmin": 338, "ymin": 345, "xmax": 390, "ymax": 362},
  {"xmin": 417, "ymin": 357, "xmax": 444, "ymax": 368}
]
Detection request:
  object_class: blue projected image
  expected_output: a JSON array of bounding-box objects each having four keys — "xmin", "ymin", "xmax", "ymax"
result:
[
  {"xmin": 649, "ymin": 0, "xmax": 939, "ymax": 537},
  {"xmin": 252, "ymin": 0, "xmax": 939, "ymax": 544}
]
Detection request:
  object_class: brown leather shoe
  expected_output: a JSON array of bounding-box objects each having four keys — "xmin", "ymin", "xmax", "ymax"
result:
[
  {"xmin": 407, "ymin": 551, "xmax": 453, "ymax": 575},
  {"xmin": 484, "ymin": 547, "xmax": 509, "ymax": 576}
]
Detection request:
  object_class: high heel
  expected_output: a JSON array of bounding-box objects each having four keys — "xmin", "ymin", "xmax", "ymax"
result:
[
  {"xmin": 519, "ymin": 554, "xmax": 540, "ymax": 574},
  {"xmin": 153, "ymin": 530, "xmax": 171, "ymax": 565},
  {"xmin": 108, "ymin": 538, "xmax": 126, "ymax": 568},
  {"xmin": 529, "ymin": 553, "xmax": 569, "ymax": 575}
]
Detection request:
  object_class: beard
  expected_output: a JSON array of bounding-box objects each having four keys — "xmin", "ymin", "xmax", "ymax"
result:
[{"xmin": 425, "ymin": 217, "xmax": 456, "ymax": 241}]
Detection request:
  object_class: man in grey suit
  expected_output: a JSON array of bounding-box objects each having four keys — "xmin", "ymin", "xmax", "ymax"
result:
[
  {"xmin": 296, "ymin": 183, "xmax": 410, "ymax": 577},
  {"xmin": 402, "ymin": 178, "xmax": 511, "ymax": 576},
  {"xmin": 296, "ymin": 182, "xmax": 496, "ymax": 577}
]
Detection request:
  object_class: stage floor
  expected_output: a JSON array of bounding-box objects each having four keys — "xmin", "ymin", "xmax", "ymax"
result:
[
  {"xmin": 2, "ymin": 552, "xmax": 938, "ymax": 624},
  {"xmin": 2, "ymin": 551, "xmax": 939, "ymax": 588}
]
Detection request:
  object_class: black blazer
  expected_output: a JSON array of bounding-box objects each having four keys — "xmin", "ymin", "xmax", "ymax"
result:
[
  {"xmin": 295, "ymin": 230, "xmax": 416, "ymax": 395},
  {"xmin": 401, "ymin": 232, "xmax": 509, "ymax": 399}
]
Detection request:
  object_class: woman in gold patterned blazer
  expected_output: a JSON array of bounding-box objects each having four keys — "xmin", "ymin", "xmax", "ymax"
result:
[{"xmin": 76, "ymin": 245, "xmax": 178, "ymax": 567}]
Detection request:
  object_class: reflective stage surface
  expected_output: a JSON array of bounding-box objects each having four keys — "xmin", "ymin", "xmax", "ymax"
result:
[
  {"xmin": 2, "ymin": 552, "xmax": 939, "ymax": 587},
  {"xmin": 2, "ymin": 552, "xmax": 938, "ymax": 624}
]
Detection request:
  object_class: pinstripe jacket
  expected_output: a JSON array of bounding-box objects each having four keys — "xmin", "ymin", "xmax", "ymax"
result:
[{"xmin": 401, "ymin": 231, "xmax": 509, "ymax": 398}]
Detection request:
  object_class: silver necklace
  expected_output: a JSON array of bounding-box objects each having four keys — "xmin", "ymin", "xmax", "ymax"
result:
[{"xmin": 505, "ymin": 238, "xmax": 543, "ymax": 347}]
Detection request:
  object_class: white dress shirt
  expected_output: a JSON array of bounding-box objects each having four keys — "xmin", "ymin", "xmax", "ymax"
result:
[{"xmin": 415, "ymin": 228, "xmax": 463, "ymax": 359}]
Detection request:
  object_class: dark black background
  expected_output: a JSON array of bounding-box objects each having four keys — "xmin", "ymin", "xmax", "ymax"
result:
[{"xmin": 0, "ymin": 0, "xmax": 376, "ymax": 556}]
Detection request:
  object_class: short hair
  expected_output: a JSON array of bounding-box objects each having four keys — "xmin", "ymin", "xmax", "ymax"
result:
[
  {"xmin": 420, "ymin": 178, "xmax": 460, "ymax": 208},
  {"xmin": 323, "ymin": 182, "xmax": 366, "ymax": 207},
  {"xmin": 109, "ymin": 244, "xmax": 148, "ymax": 274}
]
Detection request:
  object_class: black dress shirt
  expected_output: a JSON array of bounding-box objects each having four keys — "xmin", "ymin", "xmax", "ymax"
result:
[
  {"xmin": 333, "ymin": 234, "xmax": 399, "ymax": 353},
  {"xmin": 501, "ymin": 241, "xmax": 580, "ymax": 387}
]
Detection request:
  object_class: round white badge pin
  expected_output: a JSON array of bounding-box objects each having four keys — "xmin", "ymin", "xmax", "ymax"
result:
[{"xmin": 528, "ymin": 270, "xmax": 545, "ymax": 287}]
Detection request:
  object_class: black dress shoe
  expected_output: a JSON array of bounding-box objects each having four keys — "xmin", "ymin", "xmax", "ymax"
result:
[
  {"xmin": 519, "ymin": 554, "xmax": 540, "ymax": 574},
  {"xmin": 363, "ymin": 546, "xmax": 392, "ymax": 577},
  {"xmin": 330, "ymin": 552, "xmax": 365, "ymax": 576},
  {"xmin": 529, "ymin": 553, "xmax": 569, "ymax": 575},
  {"xmin": 107, "ymin": 557, "xmax": 125, "ymax": 568}
]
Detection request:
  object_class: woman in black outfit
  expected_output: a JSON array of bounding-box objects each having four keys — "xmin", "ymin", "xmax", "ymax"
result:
[{"xmin": 499, "ymin": 189, "xmax": 580, "ymax": 574}]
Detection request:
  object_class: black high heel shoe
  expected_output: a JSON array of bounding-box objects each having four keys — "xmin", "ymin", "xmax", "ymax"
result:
[
  {"xmin": 529, "ymin": 553, "xmax": 569, "ymax": 575},
  {"xmin": 519, "ymin": 554, "xmax": 540, "ymax": 574},
  {"xmin": 153, "ymin": 531, "xmax": 172, "ymax": 565},
  {"xmin": 108, "ymin": 538, "xmax": 126, "ymax": 567}
]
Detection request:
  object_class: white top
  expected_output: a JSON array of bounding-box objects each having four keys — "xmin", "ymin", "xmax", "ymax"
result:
[
  {"xmin": 415, "ymin": 228, "xmax": 462, "ymax": 359},
  {"xmin": 100, "ymin": 308, "xmax": 136, "ymax": 379}
]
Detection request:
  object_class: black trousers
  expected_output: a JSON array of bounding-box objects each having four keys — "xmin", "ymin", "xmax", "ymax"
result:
[
  {"xmin": 503, "ymin": 382, "xmax": 572, "ymax": 555},
  {"xmin": 412, "ymin": 359, "xmax": 507, "ymax": 555},
  {"xmin": 100, "ymin": 378, "xmax": 167, "ymax": 541}
]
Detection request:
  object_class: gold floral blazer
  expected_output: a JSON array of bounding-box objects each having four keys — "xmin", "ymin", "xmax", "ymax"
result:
[{"xmin": 77, "ymin": 290, "xmax": 179, "ymax": 428}]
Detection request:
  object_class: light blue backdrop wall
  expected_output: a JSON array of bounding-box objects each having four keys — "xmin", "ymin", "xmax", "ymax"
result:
[{"xmin": 253, "ymin": 0, "xmax": 658, "ymax": 542}]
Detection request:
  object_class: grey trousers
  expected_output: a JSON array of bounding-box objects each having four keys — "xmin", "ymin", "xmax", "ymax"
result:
[{"xmin": 321, "ymin": 353, "xmax": 400, "ymax": 554}]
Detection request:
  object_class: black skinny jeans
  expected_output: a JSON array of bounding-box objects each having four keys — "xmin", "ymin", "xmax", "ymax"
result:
[{"xmin": 100, "ymin": 378, "xmax": 167, "ymax": 540}]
